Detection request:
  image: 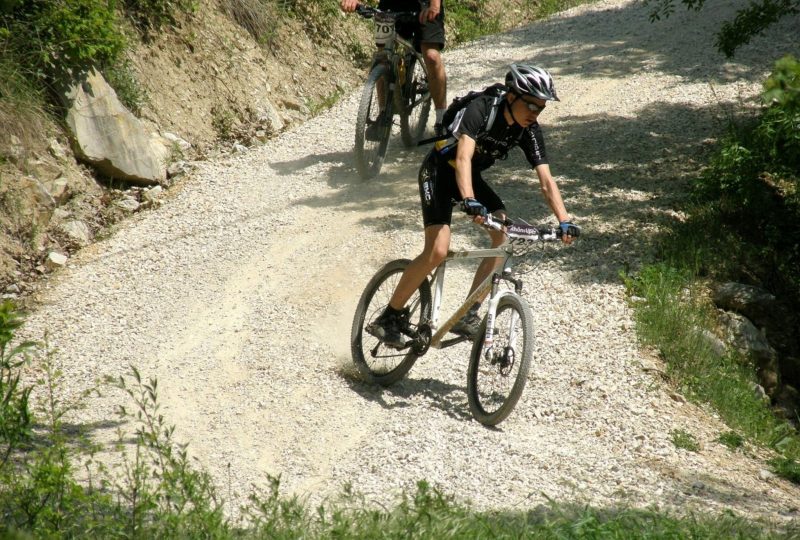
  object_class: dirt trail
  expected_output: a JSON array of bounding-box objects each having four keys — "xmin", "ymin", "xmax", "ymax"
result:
[{"xmin": 21, "ymin": 0, "xmax": 800, "ymax": 522}]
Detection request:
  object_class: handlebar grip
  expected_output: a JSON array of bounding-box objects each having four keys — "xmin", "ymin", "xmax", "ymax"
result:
[{"xmin": 355, "ymin": 4, "xmax": 375, "ymax": 17}]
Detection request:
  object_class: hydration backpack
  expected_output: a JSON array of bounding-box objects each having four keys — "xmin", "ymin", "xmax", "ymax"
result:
[
  {"xmin": 419, "ymin": 82, "xmax": 508, "ymax": 146},
  {"xmin": 441, "ymin": 82, "xmax": 508, "ymax": 133}
]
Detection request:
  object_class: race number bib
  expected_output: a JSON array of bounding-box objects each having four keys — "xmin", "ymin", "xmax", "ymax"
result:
[{"xmin": 374, "ymin": 15, "xmax": 395, "ymax": 45}]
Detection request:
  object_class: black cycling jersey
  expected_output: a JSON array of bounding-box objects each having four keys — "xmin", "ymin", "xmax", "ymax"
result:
[{"xmin": 445, "ymin": 96, "xmax": 548, "ymax": 170}]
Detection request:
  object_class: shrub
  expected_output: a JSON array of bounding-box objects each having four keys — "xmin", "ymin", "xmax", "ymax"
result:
[
  {"xmin": 120, "ymin": 0, "xmax": 196, "ymax": 35},
  {"xmin": 692, "ymin": 55, "xmax": 800, "ymax": 302},
  {"xmin": 1, "ymin": 0, "xmax": 126, "ymax": 80},
  {"xmin": 0, "ymin": 300, "xmax": 35, "ymax": 466}
]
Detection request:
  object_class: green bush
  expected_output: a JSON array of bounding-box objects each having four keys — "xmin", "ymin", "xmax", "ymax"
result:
[
  {"xmin": 120, "ymin": 0, "xmax": 196, "ymax": 34},
  {"xmin": 0, "ymin": 301, "xmax": 35, "ymax": 466},
  {"xmin": 447, "ymin": 0, "xmax": 500, "ymax": 45},
  {"xmin": 1, "ymin": 0, "xmax": 126, "ymax": 79},
  {"xmin": 692, "ymin": 55, "xmax": 800, "ymax": 302}
]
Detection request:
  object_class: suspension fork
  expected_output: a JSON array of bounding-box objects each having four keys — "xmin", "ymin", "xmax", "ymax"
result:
[{"xmin": 483, "ymin": 269, "xmax": 524, "ymax": 353}]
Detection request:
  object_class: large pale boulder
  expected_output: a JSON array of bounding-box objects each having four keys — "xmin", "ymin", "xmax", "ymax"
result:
[{"xmin": 63, "ymin": 69, "xmax": 168, "ymax": 186}]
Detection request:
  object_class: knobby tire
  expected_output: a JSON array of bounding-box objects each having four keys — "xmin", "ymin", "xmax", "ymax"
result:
[
  {"xmin": 466, "ymin": 294, "xmax": 534, "ymax": 425},
  {"xmin": 354, "ymin": 64, "xmax": 392, "ymax": 179},
  {"xmin": 400, "ymin": 56, "xmax": 431, "ymax": 148},
  {"xmin": 351, "ymin": 259, "xmax": 432, "ymax": 386}
]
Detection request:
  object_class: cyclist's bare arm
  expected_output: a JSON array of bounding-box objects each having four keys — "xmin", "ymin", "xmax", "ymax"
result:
[
  {"xmin": 420, "ymin": 0, "xmax": 441, "ymax": 22},
  {"xmin": 454, "ymin": 134, "xmax": 477, "ymax": 201},
  {"xmin": 533, "ymin": 163, "xmax": 574, "ymax": 244}
]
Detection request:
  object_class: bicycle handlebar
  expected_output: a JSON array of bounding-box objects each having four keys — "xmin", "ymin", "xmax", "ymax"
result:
[
  {"xmin": 355, "ymin": 4, "xmax": 419, "ymax": 19},
  {"xmin": 482, "ymin": 214, "xmax": 567, "ymax": 242},
  {"xmin": 453, "ymin": 199, "xmax": 575, "ymax": 242}
]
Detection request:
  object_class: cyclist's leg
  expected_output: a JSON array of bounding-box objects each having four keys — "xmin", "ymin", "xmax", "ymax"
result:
[
  {"xmin": 388, "ymin": 152, "xmax": 456, "ymax": 310},
  {"xmin": 417, "ymin": 4, "xmax": 447, "ymax": 115},
  {"xmin": 420, "ymin": 44, "xmax": 446, "ymax": 111},
  {"xmin": 388, "ymin": 224, "xmax": 450, "ymax": 310}
]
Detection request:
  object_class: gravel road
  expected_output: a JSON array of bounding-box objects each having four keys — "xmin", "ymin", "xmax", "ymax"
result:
[{"xmin": 21, "ymin": 0, "xmax": 800, "ymax": 523}]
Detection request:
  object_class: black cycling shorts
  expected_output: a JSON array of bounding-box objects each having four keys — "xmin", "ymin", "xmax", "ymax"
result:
[
  {"xmin": 417, "ymin": 151, "xmax": 505, "ymax": 227},
  {"xmin": 378, "ymin": 0, "xmax": 446, "ymax": 50}
]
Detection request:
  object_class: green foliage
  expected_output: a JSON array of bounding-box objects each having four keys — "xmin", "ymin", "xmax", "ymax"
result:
[
  {"xmin": 644, "ymin": 0, "xmax": 800, "ymax": 57},
  {"xmin": 120, "ymin": 0, "xmax": 196, "ymax": 35},
  {"xmin": 1, "ymin": 0, "xmax": 127, "ymax": 79},
  {"xmin": 0, "ymin": 301, "xmax": 35, "ymax": 467},
  {"xmin": 716, "ymin": 0, "xmax": 800, "ymax": 58},
  {"xmin": 307, "ymin": 87, "xmax": 345, "ymax": 116},
  {"xmin": 103, "ymin": 58, "xmax": 149, "ymax": 115},
  {"xmin": 718, "ymin": 430, "xmax": 745, "ymax": 450},
  {"xmin": 447, "ymin": 0, "xmax": 500, "ymax": 45},
  {"xmin": 211, "ymin": 105, "xmax": 238, "ymax": 141},
  {"xmin": 692, "ymin": 55, "xmax": 800, "ymax": 302},
  {"xmin": 670, "ymin": 429, "xmax": 700, "ymax": 452},
  {"xmin": 623, "ymin": 263, "xmax": 800, "ymax": 460},
  {"xmin": 759, "ymin": 55, "xmax": 800, "ymax": 172},
  {"xmin": 769, "ymin": 457, "xmax": 800, "ymax": 483},
  {"xmin": 112, "ymin": 367, "xmax": 228, "ymax": 537}
]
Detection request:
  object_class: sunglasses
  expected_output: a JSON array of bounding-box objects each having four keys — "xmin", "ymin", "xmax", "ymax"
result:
[{"xmin": 519, "ymin": 97, "xmax": 546, "ymax": 113}]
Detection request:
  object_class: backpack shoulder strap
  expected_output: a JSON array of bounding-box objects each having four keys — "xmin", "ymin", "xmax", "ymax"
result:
[{"xmin": 480, "ymin": 91, "xmax": 507, "ymax": 136}]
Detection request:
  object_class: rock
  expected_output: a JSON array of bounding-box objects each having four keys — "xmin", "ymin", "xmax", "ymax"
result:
[
  {"xmin": 280, "ymin": 97, "xmax": 309, "ymax": 114},
  {"xmin": 712, "ymin": 283, "xmax": 776, "ymax": 328},
  {"xmin": 45, "ymin": 251, "xmax": 68, "ymax": 270},
  {"xmin": 162, "ymin": 132, "xmax": 192, "ymax": 152},
  {"xmin": 48, "ymin": 138, "xmax": 68, "ymax": 160},
  {"xmin": 115, "ymin": 197, "xmax": 140, "ymax": 213},
  {"xmin": 699, "ymin": 328, "xmax": 726, "ymax": 357},
  {"xmin": 61, "ymin": 68, "xmax": 168, "ymax": 185},
  {"xmin": 60, "ymin": 220, "xmax": 93, "ymax": 247},
  {"xmin": 254, "ymin": 98, "xmax": 285, "ymax": 133},
  {"xmin": 751, "ymin": 382, "xmax": 770, "ymax": 404},
  {"xmin": 143, "ymin": 186, "xmax": 163, "ymax": 203},
  {"xmin": 167, "ymin": 160, "xmax": 191, "ymax": 178},
  {"xmin": 41, "ymin": 175, "xmax": 71, "ymax": 206}
]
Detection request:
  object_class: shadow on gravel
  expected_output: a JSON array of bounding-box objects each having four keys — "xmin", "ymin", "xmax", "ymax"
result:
[
  {"xmin": 281, "ymin": 0, "xmax": 798, "ymax": 291},
  {"xmin": 342, "ymin": 372, "xmax": 475, "ymax": 423},
  {"xmin": 496, "ymin": 1, "xmax": 798, "ymax": 87},
  {"xmin": 27, "ymin": 418, "xmax": 126, "ymax": 453},
  {"xmin": 269, "ymin": 150, "xmax": 353, "ymax": 180}
]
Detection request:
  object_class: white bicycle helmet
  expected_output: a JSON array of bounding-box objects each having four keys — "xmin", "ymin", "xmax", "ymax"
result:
[{"xmin": 505, "ymin": 63, "xmax": 560, "ymax": 101}]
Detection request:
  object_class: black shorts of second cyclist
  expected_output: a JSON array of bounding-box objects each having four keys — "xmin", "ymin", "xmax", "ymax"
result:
[
  {"xmin": 417, "ymin": 152, "xmax": 504, "ymax": 227},
  {"xmin": 378, "ymin": 0, "xmax": 446, "ymax": 50}
]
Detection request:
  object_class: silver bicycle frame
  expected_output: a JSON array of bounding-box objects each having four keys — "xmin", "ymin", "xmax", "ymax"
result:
[{"xmin": 428, "ymin": 244, "xmax": 521, "ymax": 351}]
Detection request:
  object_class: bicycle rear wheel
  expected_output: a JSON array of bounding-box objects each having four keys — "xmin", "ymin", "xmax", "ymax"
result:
[
  {"xmin": 351, "ymin": 259, "xmax": 432, "ymax": 386},
  {"xmin": 354, "ymin": 64, "xmax": 392, "ymax": 179},
  {"xmin": 466, "ymin": 294, "xmax": 533, "ymax": 426},
  {"xmin": 400, "ymin": 55, "xmax": 431, "ymax": 148}
]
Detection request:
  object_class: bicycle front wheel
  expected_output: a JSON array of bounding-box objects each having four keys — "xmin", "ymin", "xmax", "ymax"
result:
[
  {"xmin": 351, "ymin": 259, "xmax": 432, "ymax": 386},
  {"xmin": 400, "ymin": 56, "xmax": 431, "ymax": 148},
  {"xmin": 467, "ymin": 294, "xmax": 533, "ymax": 426},
  {"xmin": 354, "ymin": 64, "xmax": 392, "ymax": 179}
]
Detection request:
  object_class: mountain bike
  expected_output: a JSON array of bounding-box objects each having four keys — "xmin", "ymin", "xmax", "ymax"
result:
[
  {"xmin": 351, "ymin": 214, "xmax": 573, "ymax": 426},
  {"xmin": 353, "ymin": 4, "xmax": 433, "ymax": 179}
]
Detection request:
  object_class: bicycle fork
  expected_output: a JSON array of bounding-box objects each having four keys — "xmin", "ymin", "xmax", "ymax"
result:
[{"xmin": 483, "ymin": 268, "xmax": 524, "ymax": 357}]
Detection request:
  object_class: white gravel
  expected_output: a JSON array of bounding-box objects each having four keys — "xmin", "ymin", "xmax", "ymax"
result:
[{"xmin": 21, "ymin": 0, "xmax": 800, "ymax": 524}]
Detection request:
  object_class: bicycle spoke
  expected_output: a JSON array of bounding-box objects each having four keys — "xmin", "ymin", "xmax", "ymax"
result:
[{"xmin": 467, "ymin": 295, "xmax": 533, "ymax": 425}]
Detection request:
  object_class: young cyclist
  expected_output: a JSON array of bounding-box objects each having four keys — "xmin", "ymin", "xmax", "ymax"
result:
[
  {"xmin": 368, "ymin": 64, "xmax": 580, "ymax": 347},
  {"xmin": 340, "ymin": 0, "xmax": 448, "ymax": 134}
]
